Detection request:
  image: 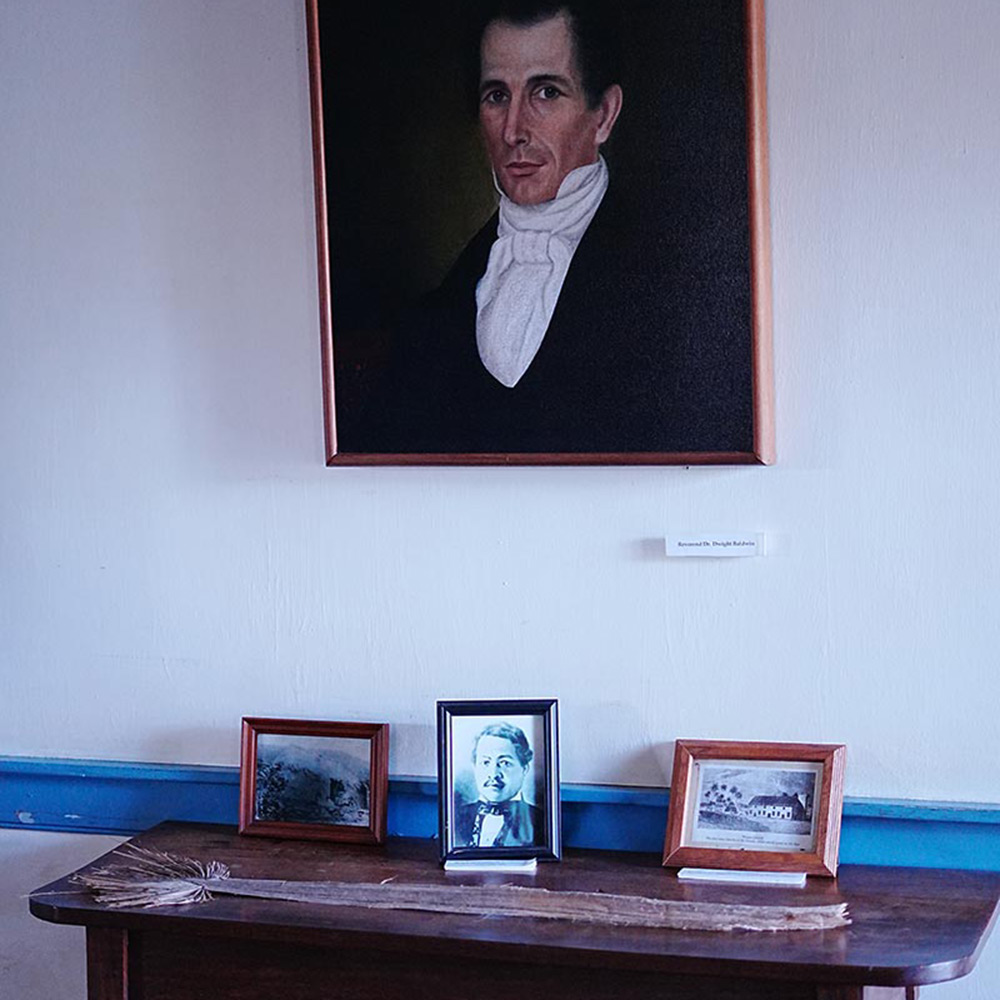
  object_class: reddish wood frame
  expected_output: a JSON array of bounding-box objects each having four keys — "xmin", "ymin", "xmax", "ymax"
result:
[
  {"xmin": 663, "ymin": 739, "xmax": 846, "ymax": 877},
  {"xmin": 305, "ymin": 0, "xmax": 774, "ymax": 467},
  {"xmin": 239, "ymin": 717, "xmax": 389, "ymax": 844}
]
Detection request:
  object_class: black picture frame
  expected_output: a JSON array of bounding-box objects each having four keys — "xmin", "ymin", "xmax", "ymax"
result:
[
  {"xmin": 437, "ymin": 698, "xmax": 561, "ymax": 862},
  {"xmin": 306, "ymin": 0, "xmax": 774, "ymax": 466}
]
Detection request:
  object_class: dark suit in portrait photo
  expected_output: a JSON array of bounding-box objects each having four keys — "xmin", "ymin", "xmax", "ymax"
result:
[{"xmin": 309, "ymin": 0, "xmax": 772, "ymax": 463}]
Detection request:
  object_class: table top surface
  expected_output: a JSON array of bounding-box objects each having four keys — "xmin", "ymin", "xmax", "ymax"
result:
[{"xmin": 29, "ymin": 822, "xmax": 1000, "ymax": 988}]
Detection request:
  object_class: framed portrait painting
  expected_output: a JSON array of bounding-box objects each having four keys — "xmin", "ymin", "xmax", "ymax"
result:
[
  {"xmin": 306, "ymin": 0, "xmax": 774, "ymax": 466},
  {"xmin": 239, "ymin": 717, "xmax": 389, "ymax": 844},
  {"xmin": 662, "ymin": 740, "xmax": 847, "ymax": 877},
  {"xmin": 437, "ymin": 699, "xmax": 561, "ymax": 862}
]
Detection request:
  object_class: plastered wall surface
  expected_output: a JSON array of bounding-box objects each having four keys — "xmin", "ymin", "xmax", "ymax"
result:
[{"xmin": 1, "ymin": 0, "xmax": 998, "ymax": 997}]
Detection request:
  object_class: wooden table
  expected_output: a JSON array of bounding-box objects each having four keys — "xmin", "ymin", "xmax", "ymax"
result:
[{"xmin": 30, "ymin": 822, "xmax": 1000, "ymax": 1000}]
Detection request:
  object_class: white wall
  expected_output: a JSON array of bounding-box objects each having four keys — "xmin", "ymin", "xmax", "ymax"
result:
[{"xmin": 1, "ymin": 0, "xmax": 999, "ymax": 997}]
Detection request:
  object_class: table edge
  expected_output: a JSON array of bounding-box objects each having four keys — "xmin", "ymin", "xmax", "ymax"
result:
[{"xmin": 28, "ymin": 883, "xmax": 999, "ymax": 989}]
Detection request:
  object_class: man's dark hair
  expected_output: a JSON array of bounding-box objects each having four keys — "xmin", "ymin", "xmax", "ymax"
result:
[
  {"xmin": 466, "ymin": 0, "xmax": 623, "ymax": 113},
  {"xmin": 472, "ymin": 722, "xmax": 534, "ymax": 768}
]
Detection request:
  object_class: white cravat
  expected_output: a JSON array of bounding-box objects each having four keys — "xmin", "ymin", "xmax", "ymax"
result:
[{"xmin": 475, "ymin": 157, "xmax": 609, "ymax": 388}]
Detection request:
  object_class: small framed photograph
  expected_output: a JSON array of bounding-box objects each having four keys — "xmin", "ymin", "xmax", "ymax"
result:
[
  {"xmin": 662, "ymin": 740, "xmax": 846, "ymax": 877},
  {"xmin": 437, "ymin": 699, "xmax": 560, "ymax": 862},
  {"xmin": 239, "ymin": 717, "xmax": 389, "ymax": 844}
]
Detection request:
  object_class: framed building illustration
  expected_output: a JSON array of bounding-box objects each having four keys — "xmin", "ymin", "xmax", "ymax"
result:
[{"xmin": 663, "ymin": 740, "xmax": 847, "ymax": 877}]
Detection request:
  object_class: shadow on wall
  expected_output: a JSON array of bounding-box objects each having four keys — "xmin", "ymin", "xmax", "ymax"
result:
[
  {"xmin": 141, "ymin": 0, "xmax": 325, "ymax": 476},
  {"xmin": 141, "ymin": 726, "xmax": 239, "ymax": 767},
  {"xmin": 612, "ymin": 742, "xmax": 674, "ymax": 789},
  {"xmin": 142, "ymin": 720, "xmax": 439, "ymax": 785}
]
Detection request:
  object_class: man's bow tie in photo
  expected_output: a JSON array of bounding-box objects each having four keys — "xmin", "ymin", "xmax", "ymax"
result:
[{"xmin": 478, "ymin": 801, "xmax": 511, "ymax": 816}]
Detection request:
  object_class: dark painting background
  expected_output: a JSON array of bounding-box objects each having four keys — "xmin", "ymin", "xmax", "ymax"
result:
[{"xmin": 317, "ymin": 0, "xmax": 755, "ymax": 455}]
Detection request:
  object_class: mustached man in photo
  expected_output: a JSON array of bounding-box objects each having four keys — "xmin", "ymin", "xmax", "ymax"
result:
[{"xmin": 455, "ymin": 722, "xmax": 542, "ymax": 847}]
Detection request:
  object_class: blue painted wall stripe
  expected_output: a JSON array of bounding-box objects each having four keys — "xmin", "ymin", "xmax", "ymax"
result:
[{"xmin": 2, "ymin": 756, "xmax": 999, "ymax": 870}]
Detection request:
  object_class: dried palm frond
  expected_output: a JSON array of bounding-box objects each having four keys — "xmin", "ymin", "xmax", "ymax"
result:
[{"xmin": 74, "ymin": 845, "xmax": 849, "ymax": 932}]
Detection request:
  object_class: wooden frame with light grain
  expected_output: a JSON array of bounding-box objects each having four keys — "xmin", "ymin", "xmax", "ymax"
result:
[
  {"xmin": 306, "ymin": 0, "xmax": 774, "ymax": 467},
  {"xmin": 239, "ymin": 717, "xmax": 389, "ymax": 845},
  {"xmin": 663, "ymin": 740, "xmax": 846, "ymax": 877}
]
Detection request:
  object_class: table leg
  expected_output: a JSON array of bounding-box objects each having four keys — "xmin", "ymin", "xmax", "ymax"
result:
[{"xmin": 87, "ymin": 928, "xmax": 140, "ymax": 1000}]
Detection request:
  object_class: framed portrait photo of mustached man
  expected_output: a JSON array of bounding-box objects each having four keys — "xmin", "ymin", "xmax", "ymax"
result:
[
  {"xmin": 438, "ymin": 699, "xmax": 561, "ymax": 862},
  {"xmin": 306, "ymin": 0, "xmax": 773, "ymax": 466}
]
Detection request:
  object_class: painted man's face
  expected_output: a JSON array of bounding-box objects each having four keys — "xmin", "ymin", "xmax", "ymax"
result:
[
  {"xmin": 478, "ymin": 12, "xmax": 621, "ymax": 205},
  {"xmin": 474, "ymin": 734, "xmax": 527, "ymax": 803}
]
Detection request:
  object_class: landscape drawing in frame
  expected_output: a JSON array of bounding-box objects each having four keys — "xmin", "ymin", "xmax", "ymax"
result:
[
  {"xmin": 239, "ymin": 717, "xmax": 389, "ymax": 844},
  {"xmin": 437, "ymin": 698, "xmax": 561, "ymax": 863},
  {"xmin": 306, "ymin": 0, "xmax": 774, "ymax": 466},
  {"xmin": 663, "ymin": 740, "xmax": 847, "ymax": 877}
]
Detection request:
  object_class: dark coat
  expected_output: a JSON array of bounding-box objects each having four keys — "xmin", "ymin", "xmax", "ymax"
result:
[
  {"xmin": 454, "ymin": 798, "xmax": 542, "ymax": 848},
  {"xmin": 360, "ymin": 182, "xmax": 754, "ymax": 455}
]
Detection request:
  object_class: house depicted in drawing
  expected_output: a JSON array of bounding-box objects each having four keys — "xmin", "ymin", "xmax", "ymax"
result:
[{"xmin": 743, "ymin": 793, "xmax": 808, "ymax": 822}]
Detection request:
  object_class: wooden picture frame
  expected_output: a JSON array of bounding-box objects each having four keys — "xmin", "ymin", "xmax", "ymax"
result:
[
  {"xmin": 663, "ymin": 739, "xmax": 846, "ymax": 877},
  {"xmin": 239, "ymin": 717, "xmax": 389, "ymax": 844},
  {"xmin": 437, "ymin": 698, "xmax": 561, "ymax": 862},
  {"xmin": 306, "ymin": 0, "xmax": 774, "ymax": 466}
]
